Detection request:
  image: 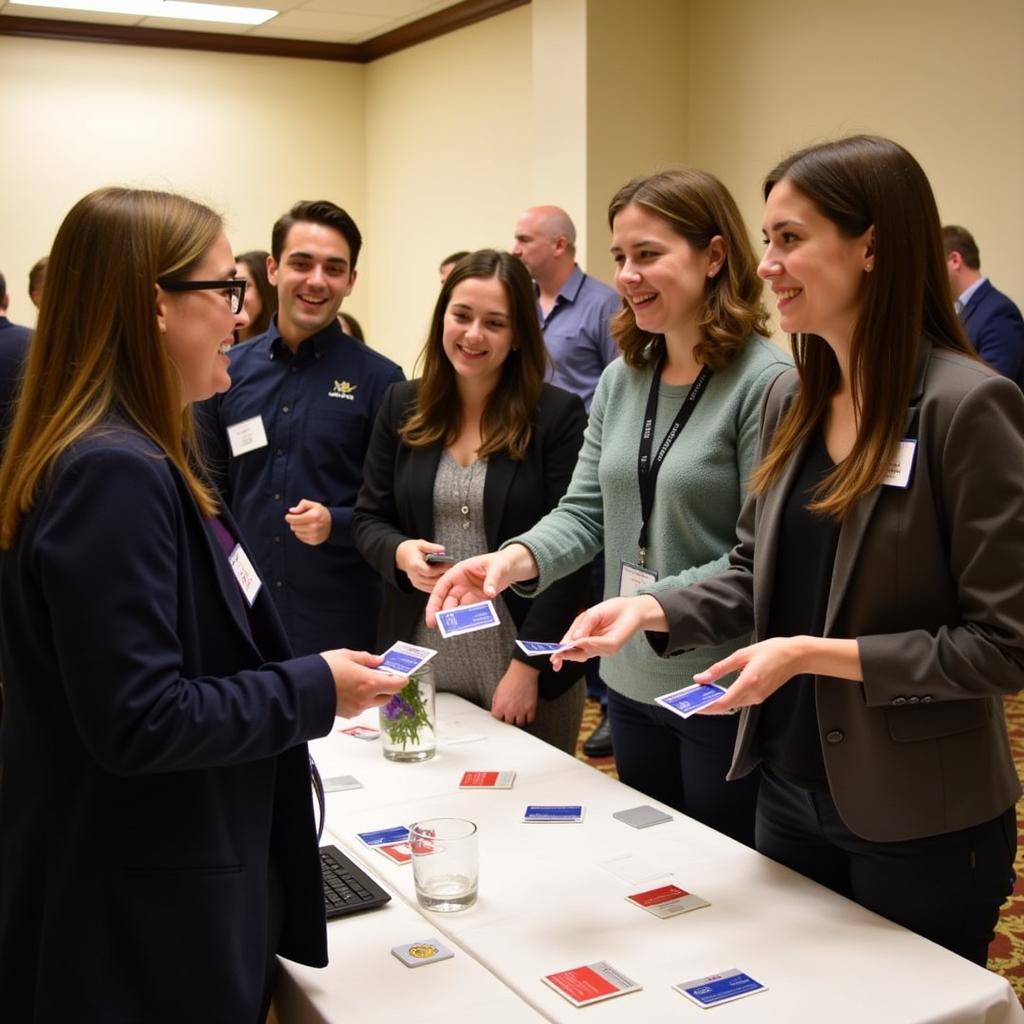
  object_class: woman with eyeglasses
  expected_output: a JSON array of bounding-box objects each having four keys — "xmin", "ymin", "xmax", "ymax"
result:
[
  {"xmin": 543, "ymin": 136, "xmax": 1024, "ymax": 965},
  {"xmin": 0, "ymin": 187, "xmax": 405, "ymax": 1021}
]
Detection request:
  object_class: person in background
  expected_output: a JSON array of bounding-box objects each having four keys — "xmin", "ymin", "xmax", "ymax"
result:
[
  {"xmin": 439, "ymin": 251, "xmax": 469, "ymax": 284},
  {"xmin": 197, "ymin": 200, "xmax": 405, "ymax": 657},
  {"xmin": 234, "ymin": 249, "xmax": 277, "ymax": 344},
  {"xmin": 338, "ymin": 311, "xmax": 365, "ymax": 343},
  {"xmin": 512, "ymin": 204, "xmax": 622, "ymax": 757},
  {"xmin": 429, "ymin": 171, "xmax": 790, "ymax": 844},
  {"xmin": 550, "ymin": 137, "xmax": 1024, "ymax": 967},
  {"xmin": 27, "ymin": 256, "xmax": 47, "ymax": 310},
  {"xmin": 0, "ymin": 187, "xmax": 405, "ymax": 1021},
  {"xmin": 354, "ymin": 250, "xmax": 590, "ymax": 754},
  {"xmin": 942, "ymin": 224, "xmax": 1024, "ymax": 387}
]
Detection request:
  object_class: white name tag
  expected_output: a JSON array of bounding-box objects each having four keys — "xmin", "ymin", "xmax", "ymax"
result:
[
  {"xmin": 882, "ymin": 439, "xmax": 917, "ymax": 488},
  {"xmin": 619, "ymin": 561, "xmax": 658, "ymax": 598},
  {"xmin": 226, "ymin": 415, "xmax": 268, "ymax": 458},
  {"xmin": 228, "ymin": 543, "xmax": 262, "ymax": 607}
]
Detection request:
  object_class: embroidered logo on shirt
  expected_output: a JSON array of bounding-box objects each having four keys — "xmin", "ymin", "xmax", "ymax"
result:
[{"xmin": 328, "ymin": 380, "xmax": 357, "ymax": 400}]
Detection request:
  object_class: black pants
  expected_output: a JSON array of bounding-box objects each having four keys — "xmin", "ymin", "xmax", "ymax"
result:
[
  {"xmin": 607, "ymin": 687, "xmax": 760, "ymax": 847},
  {"xmin": 756, "ymin": 766, "xmax": 1017, "ymax": 965}
]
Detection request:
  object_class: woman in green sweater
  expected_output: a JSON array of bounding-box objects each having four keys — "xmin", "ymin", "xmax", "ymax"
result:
[{"xmin": 429, "ymin": 169, "xmax": 791, "ymax": 846}]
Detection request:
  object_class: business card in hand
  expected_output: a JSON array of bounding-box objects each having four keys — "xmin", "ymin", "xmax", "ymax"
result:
[
  {"xmin": 514, "ymin": 640, "xmax": 579, "ymax": 656},
  {"xmin": 655, "ymin": 682, "xmax": 728, "ymax": 719},
  {"xmin": 378, "ymin": 640, "xmax": 437, "ymax": 677},
  {"xmin": 435, "ymin": 600, "xmax": 500, "ymax": 639}
]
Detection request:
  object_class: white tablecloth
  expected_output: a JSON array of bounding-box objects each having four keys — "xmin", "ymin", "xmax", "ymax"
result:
[{"xmin": 282, "ymin": 694, "xmax": 1024, "ymax": 1024}]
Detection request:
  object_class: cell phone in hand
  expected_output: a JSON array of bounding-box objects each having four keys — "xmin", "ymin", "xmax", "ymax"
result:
[{"xmin": 424, "ymin": 553, "xmax": 456, "ymax": 565}]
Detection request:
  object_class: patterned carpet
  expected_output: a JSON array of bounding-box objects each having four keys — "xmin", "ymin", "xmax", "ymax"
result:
[{"xmin": 575, "ymin": 695, "xmax": 1024, "ymax": 1000}]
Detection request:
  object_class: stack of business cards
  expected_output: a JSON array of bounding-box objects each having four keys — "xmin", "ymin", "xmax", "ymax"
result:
[
  {"xmin": 542, "ymin": 961, "xmax": 641, "ymax": 1007},
  {"xmin": 436, "ymin": 600, "xmax": 500, "ymax": 639},
  {"xmin": 377, "ymin": 640, "xmax": 437, "ymax": 677},
  {"xmin": 376, "ymin": 842, "xmax": 413, "ymax": 865},
  {"xmin": 655, "ymin": 682, "xmax": 728, "ymax": 719},
  {"xmin": 357, "ymin": 825, "xmax": 410, "ymax": 848},
  {"xmin": 459, "ymin": 770, "xmax": 516, "ymax": 789},
  {"xmin": 391, "ymin": 939, "xmax": 454, "ymax": 968},
  {"xmin": 322, "ymin": 774, "xmax": 362, "ymax": 793},
  {"xmin": 523, "ymin": 804, "xmax": 584, "ymax": 822},
  {"xmin": 626, "ymin": 884, "xmax": 710, "ymax": 918},
  {"xmin": 674, "ymin": 969, "xmax": 767, "ymax": 1008},
  {"xmin": 612, "ymin": 804, "xmax": 672, "ymax": 829}
]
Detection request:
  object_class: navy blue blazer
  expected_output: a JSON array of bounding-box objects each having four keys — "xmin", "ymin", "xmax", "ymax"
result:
[
  {"xmin": 959, "ymin": 278, "xmax": 1024, "ymax": 387},
  {"xmin": 0, "ymin": 317, "xmax": 30, "ymax": 451},
  {"xmin": 0, "ymin": 424, "xmax": 336, "ymax": 1022},
  {"xmin": 352, "ymin": 381, "xmax": 590, "ymax": 700}
]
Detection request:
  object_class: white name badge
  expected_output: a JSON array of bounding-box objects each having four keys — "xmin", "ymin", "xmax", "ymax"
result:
[
  {"xmin": 619, "ymin": 561, "xmax": 658, "ymax": 598},
  {"xmin": 228, "ymin": 543, "xmax": 262, "ymax": 607},
  {"xmin": 882, "ymin": 439, "xmax": 917, "ymax": 489},
  {"xmin": 226, "ymin": 415, "xmax": 268, "ymax": 458}
]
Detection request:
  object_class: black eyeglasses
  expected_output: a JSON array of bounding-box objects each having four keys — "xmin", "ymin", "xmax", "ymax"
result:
[{"xmin": 157, "ymin": 277, "xmax": 247, "ymax": 315}]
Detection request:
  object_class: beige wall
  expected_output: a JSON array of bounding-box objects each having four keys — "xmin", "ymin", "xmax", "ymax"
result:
[
  {"xmin": 363, "ymin": 4, "xmax": 533, "ymax": 370},
  {"xmin": 1, "ymin": 0, "xmax": 1021, "ymax": 361},
  {"xmin": 0, "ymin": 36, "xmax": 365, "ymax": 328},
  {"xmin": 686, "ymin": 0, "xmax": 1024, "ymax": 317}
]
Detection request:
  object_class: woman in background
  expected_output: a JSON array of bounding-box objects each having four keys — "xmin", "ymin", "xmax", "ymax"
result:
[
  {"xmin": 550, "ymin": 136, "xmax": 1024, "ymax": 965},
  {"xmin": 428, "ymin": 171, "xmax": 790, "ymax": 845},
  {"xmin": 353, "ymin": 249, "xmax": 589, "ymax": 753},
  {"xmin": 235, "ymin": 248, "xmax": 277, "ymax": 342},
  {"xmin": 0, "ymin": 187, "xmax": 404, "ymax": 1020}
]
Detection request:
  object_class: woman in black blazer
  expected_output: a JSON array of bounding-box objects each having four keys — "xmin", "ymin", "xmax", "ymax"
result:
[
  {"xmin": 354, "ymin": 250, "xmax": 589, "ymax": 753},
  {"xmin": 0, "ymin": 188, "xmax": 404, "ymax": 1022},
  {"xmin": 549, "ymin": 137, "xmax": 1024, "ymax": 965}
]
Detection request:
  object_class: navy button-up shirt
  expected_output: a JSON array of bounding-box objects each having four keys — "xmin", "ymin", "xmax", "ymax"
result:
[{"xmin": 197, "ymin": 317, "xmax": 404, "ymax": 655}]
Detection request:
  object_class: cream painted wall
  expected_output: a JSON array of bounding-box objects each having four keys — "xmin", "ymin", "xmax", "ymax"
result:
[
  {"xmin": 364, "ymin": 5, "xmax": 533, "ymax": 371},
  {"xmin": 686, "ymin": 0, "xmax": 1024, "ymax": 322},
  {"xmin": 0, "ymin": 36, "xmax": 366, "ymax": 329}
]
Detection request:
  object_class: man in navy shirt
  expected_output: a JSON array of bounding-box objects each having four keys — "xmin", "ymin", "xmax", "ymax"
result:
[{"xmin": 197, "ymin": 201, "xmax": 404, "ymax": 656}]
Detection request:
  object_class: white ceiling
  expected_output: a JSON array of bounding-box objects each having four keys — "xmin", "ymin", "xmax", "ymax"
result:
[{"xmin": 0, "ymin": 0, "xmax": 466, "ymax": 44}]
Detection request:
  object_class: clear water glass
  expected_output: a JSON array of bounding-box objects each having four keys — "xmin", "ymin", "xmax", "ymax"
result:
[{"xmin": 410, "ymin": 817, "xmax": 478, "ymax": 912}]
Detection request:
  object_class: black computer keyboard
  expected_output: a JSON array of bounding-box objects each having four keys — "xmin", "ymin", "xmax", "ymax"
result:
[{"xmin": 320, "ymin": 844, "xmax": 392, "ymax": 919}]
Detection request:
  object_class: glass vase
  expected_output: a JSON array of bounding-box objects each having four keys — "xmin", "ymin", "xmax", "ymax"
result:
[{"xmin": 379, "ymin": 663, "xmax": 436, "ymax": 762}]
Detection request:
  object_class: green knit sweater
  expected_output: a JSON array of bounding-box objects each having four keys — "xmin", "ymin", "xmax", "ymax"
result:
[{"xmin": 508, "ymin": 336, "xmax": 792, "ymax": 704}]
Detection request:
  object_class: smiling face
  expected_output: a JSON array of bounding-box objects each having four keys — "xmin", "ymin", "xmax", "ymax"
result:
[
  {"xmin": 269, "ymin": 220, "xmax": 356, "ymax": 347},
  {"xmin": 441, "ymin": 275, "xmax": 514, "ymax": 393},
  {"xmin": 158, "ymin": 232, "xmax": 246, "ymax": 407},
  {"xmin": 610, "ymin": 203, "xmax": 722, "ymax": 342},
  {"xmin": 759, "ymin": 178, "xmax": 874, "ymax": 347}
]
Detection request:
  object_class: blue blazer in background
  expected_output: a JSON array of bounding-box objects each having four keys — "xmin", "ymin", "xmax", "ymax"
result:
[
  {"xmin": 959, "ymin": 278, "xmax": 1024, "ymax": 387},
  {"xmin": 0, "ymin": 423, "xmax": 336, "ymax": 1022}
]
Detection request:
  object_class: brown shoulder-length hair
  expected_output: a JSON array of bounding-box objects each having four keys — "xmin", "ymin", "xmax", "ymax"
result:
[
  {"xmin": 607, "ymin": 168, "xmax": 769, "ymax": 371},
  {"xmin": 400, "ymin": 249, "xmax": 548, "ymax": 461},
  {"xmin": 0, "ymin": 187, "xmax": 223, "ymax": 549},
  {"xmin": 750, "ymin": 135, "xmax": 975, "ymax": 520}
]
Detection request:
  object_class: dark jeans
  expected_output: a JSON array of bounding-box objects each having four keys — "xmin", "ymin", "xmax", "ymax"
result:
[
  {"xmin": 607, "ymin": 686, "xmax": 759, "ymax": 847},
  {"xmin": 756, "ymin": 765, "xmax": 1017, "ymax": 965}
]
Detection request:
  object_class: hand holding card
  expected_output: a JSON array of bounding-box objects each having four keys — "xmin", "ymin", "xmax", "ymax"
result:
[{"xmin": 655, "ymin": 682, "xmax": 728, "ymax": 719}]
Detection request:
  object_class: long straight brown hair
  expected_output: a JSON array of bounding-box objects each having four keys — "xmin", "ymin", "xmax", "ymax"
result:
[
  {"xmin": 400, "ymin": 249, "xmax": 548, "ymax": 461},
  {"xmin": 750, "ymin": 136, "xmax": 975, "ymax": 519},
  {"xmin": 0, "ymin": 187, "xmax": 223, "ymax": 549}
]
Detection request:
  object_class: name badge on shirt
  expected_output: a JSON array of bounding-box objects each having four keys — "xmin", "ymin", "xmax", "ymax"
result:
[
  {"xmin": 228, "ymin": 544, "xmax": 262, "ymax": 607},
  {"xmin": 226, "ymin": 415, "xmax": 268, "ymax": 458},
  {"xmin": 882, "ymin": 439, "xmax": 917, "ymax": 489},
  {"xmin": 619, "ymin": 561, "xmax": 658, "ymax": 598}
]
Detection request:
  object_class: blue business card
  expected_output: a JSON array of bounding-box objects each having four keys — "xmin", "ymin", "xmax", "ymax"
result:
[
  {"xmin": 674, "ymin": 969, "xmax": 767, "ymax": 1008},
  {"xmin": 357, "ymin": 825, "xmax": 410, "ymax": 848},
  {"xmin": 436, "ymin": 600, "xmax": 500, "ymax": 639},
  {"xmin": 655, "ymin": 682, "xmax": 728, "ymax": 719},
  {"xmin": 523, "ymin": 805, "xmax": 585, "ymax": 822}
]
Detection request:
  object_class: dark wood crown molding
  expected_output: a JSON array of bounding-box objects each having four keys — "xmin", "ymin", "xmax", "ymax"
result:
[{"xmin": 0, "ymin": 0, "xmax": 528, "ymax": 63}]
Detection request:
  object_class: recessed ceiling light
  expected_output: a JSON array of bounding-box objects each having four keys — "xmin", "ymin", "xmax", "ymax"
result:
[{"xmin": 11, "ymin": 0, "xmax": 278, "ymax": 25}]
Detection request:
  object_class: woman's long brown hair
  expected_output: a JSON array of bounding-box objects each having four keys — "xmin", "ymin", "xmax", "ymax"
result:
[
  {"xmin": 0, "ymin": 187, "xmax": 223, "ymax": 548},
  {"xmin": 750, "ymin": 135, "xmax": 975, "ymax": 519}
]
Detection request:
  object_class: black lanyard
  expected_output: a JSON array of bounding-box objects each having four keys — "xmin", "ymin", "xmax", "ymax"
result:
[{"xmin": 636, "ymin": 361, "xmax": 713, "ymax": 566}]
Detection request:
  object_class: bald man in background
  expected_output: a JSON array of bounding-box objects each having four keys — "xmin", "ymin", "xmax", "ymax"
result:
[{"xmin": 512, "ymin": 205, "xmax": 620, "ymax": 757}]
